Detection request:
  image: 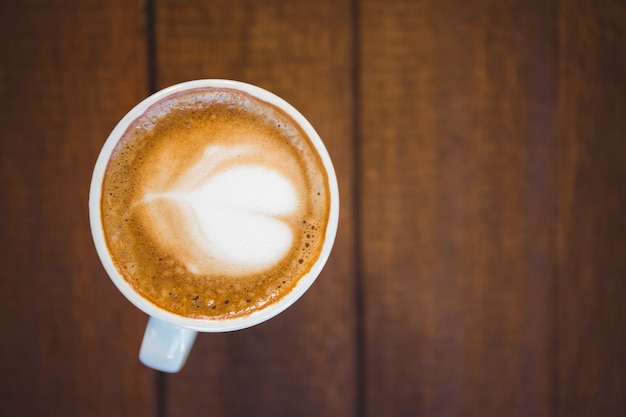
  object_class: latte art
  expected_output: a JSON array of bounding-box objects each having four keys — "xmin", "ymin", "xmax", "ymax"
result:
[
  {"xmin": 101, "ymin": 87, "xmax": 330, "ymax": 320},
  {"xmin": 137, "ymin": 146, "xmax": 300, "ymax": 276}
]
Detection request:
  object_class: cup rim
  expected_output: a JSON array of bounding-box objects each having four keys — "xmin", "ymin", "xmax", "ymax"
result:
[{"xmin": 89, "ymin": 79, "xmax": 339, "ymax": 332}]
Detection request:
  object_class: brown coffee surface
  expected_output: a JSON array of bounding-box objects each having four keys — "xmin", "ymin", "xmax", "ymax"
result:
[{"xmin": 101, "ymin": 87, "xmax": 330, "ymax": 319}]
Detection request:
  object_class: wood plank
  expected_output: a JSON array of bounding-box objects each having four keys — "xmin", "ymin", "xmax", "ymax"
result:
[
  {"xmin": 0, "ymin": 1, "xmax": 156, "ymax": 416},
  {"xmin": 557, "ymin": 1, "xmax": 626, "ymax": 415},
  {"xmin": 359, "ymin": 1, "xmax": 557, "ymax": 416},
  {"xmin": 154, "ymin": 1, "xmax": 357, "ymax": 416}
]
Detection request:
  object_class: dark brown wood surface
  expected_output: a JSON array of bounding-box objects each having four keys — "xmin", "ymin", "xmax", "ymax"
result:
[
  {"xmin": 153, "ymin": 1, "xmax": 358, "ymax": 416},
  {"xmin": 557, "ymin": 1, "xmax": 626, "ymax": 415},
  {"xmin": 359, "ymin": 1, "xmax": 557, "ymax": 415},
  {"xmin": 0, "ymin": 1, "xmax": 624, "ymax": 416}
]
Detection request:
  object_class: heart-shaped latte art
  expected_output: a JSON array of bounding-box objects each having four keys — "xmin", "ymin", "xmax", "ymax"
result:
[{"xmin": 138, "ymin": 145, "xmax": 300, "ymax": 276}]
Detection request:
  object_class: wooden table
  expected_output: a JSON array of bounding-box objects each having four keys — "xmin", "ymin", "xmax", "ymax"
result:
[{"xmin": 1, "ymin": 1, "xmax": 625, "ymax": 416}]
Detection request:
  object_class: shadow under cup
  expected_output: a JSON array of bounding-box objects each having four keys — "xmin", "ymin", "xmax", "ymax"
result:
[{"xmin": 89, "ymin": 79, "xmax": 339, "ymax": 372}]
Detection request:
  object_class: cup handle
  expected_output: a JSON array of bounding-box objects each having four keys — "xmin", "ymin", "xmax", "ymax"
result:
[{"xmin": 139, "ymin": 316, "xmax": 198, "ymax": 373}]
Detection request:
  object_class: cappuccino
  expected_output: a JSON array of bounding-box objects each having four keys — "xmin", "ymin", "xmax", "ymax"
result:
[{"xmin": 100, "ymin": 87, "xmax": 330, "ymax": 320}]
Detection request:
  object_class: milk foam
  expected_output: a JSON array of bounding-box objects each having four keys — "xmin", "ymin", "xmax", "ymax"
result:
[{"xmin": 139, "ymin": 145, "xmax": 300, "ymax": 276}]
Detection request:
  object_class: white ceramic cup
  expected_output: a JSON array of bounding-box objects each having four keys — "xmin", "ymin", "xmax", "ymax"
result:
[{"xmin": 89, "ymin": 79, "xmax": 339, "ymax": 373}]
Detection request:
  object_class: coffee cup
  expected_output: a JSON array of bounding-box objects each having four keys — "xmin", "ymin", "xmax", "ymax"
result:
[{"xmin": 89, "ymin": 80, "xmax": 339, "ymax": 372}]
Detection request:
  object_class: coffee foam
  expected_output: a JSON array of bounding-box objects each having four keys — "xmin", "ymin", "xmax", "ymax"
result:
[
  {"xmin": 101, "ymin": 88, "xmax": 330, "ymax": 319},
  {"xmin": 137, "ymin": 145, "xmax": 301, "ymax": 276}
]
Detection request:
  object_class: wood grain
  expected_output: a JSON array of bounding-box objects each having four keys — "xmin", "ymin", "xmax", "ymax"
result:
[
  {"xmin": 0, "ymin": 1, "xmax": 155, "ymax": 416},
  {"xmin": 557, "ymin": 0, "xmax": 626, "ymax": 415},
  {"xmin": 359, "ymin": 1, "xmax": 557, "ymax": 416},
  {"xmin": 1, "ymin": 0, "xmax": 625, "ymax": 416},
  {"xmin": 153, "ymin": 1, "xmax": 358, "ymax": 416}
]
